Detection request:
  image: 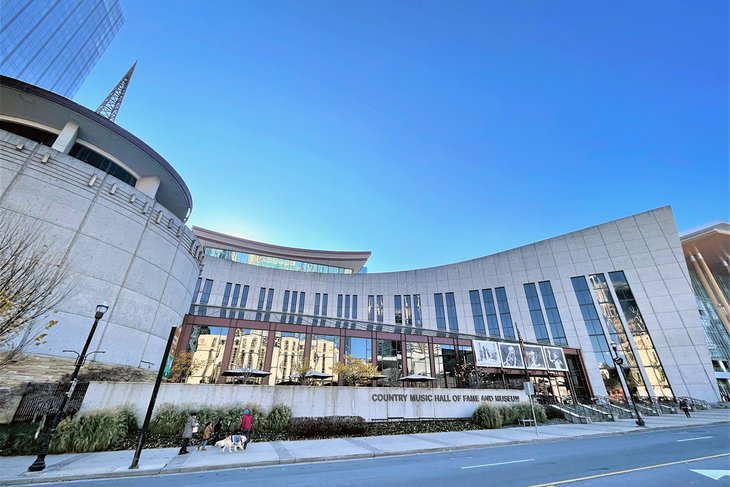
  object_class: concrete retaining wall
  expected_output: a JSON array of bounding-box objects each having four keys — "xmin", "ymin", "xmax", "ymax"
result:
[{"xmin": 80, "ymin": 382, "xmax": 528, "ymax": 424}]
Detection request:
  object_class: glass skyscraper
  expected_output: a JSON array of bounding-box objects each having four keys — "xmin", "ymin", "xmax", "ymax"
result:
[{"xmin": 0, "ymin": 0, "xmax": 123, "ymax": 98}]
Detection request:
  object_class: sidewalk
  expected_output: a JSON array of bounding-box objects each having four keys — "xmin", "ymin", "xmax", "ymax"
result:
[{"xmin": 1, "ymin": 409, "xmax": 728, "ymax": 486}]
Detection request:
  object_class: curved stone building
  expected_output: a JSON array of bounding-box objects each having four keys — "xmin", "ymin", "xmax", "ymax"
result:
[
  {"xmin": 0, "ymin": 76, "xmax": 201, "ymax": 369},
  {"xmin": 182, "ymin": 207, "xmax": 721, "ymax": 403}
]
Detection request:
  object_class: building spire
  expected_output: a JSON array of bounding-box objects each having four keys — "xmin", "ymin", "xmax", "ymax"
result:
[{"xmin": 95, "ymin": 61, "xmax": 136, "ymax": 122}]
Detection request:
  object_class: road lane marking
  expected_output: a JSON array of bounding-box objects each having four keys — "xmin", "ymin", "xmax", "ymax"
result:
[
  {"xmin": 462, "ymin": 459, "xmax": 534, "ymax": 469},
  {"xmin": 528, "ymin": 452, "xmax": 730, "ymax": 486},
  {"xmin": 677, "ymin": 436, "xmax": 713, "ymax": 442}
]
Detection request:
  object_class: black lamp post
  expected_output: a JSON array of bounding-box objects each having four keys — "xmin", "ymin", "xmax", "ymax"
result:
[
  {"xmin": 28, "ymin": 303, "xmax": 109, "ymax": 472},
  {"xmin": 610, "ymin": 341, "xmax": 645, "ymax": 427}
]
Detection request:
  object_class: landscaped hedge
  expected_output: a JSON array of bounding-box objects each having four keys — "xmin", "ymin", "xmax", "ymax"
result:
[
  {"xmin": 50, "ymin": 407, "xmax": 137, "ymax": 453},
  {"xmin": 288, "ymin": 416, "xmax": 366, "ymax": 440},
  {"xmin": 472, "ymin": 401, "xmax": 547, "ymax": 429}
]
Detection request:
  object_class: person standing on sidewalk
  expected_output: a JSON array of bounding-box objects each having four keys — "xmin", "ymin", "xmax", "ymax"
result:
[
  {"xmin": 197, "ymin": 421, "xmax": 212, "ymax": 450},
  {"xmin": 679, "ymin": 399, "xmax": 691, "ymax": 418},
  {"xmin": 179, "ymin": 412, "xmax": 198, "ymax": 454},
  {"xmin": 240, "ymin": 409, "xmax": 254, "ymax": 449},
  {"xmin": 212, "ymin": 417, "xmax": 224, "ymax": 443}
]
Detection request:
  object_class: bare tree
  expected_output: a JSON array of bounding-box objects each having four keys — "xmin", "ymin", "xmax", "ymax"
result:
[{"xmin": 0, "ymin": 212, "xmax": 71, "ymax": 370}]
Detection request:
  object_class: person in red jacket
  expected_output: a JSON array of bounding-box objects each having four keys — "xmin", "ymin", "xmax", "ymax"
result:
[{"xmin": 240, "ymin": 409, "xmax": 254, "ymax": 449}]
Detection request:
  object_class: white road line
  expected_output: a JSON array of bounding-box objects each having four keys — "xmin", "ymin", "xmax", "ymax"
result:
[
  {"xmin": 677, "ymin": 436, "xmax": 713, "ymax": 442},
  {"xmin": 462, "ymin": 459, "xmax": 534, "ymax": 469}
]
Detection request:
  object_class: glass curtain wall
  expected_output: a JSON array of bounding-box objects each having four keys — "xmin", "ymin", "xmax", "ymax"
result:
[
  {"xmin": 226, "ymin": 328, "xmax": 269, "ymax": 383},
  {"xmin": 272, "ymin": 332, "xmax": 306, "ymax": 384},
  {"xmin": 433, "ymin": 343, "xmax": 457, "ymax": 388},
  {"xmin": 407, "ymin": 342, "xmax": 431, "ymax": 376},
  {"xmin": 186, "ymin": 325, "xmax": 228, "ymax": 384},
  {"xmin": 309, "ymin": 335, "xmax": 340, "ymax": 385},
  {"xmin": 377, "ymin": 339, "xmax": 403, "ymax": 386},
  {"xmin": 571, "ymin": 276, "xmax": 624, "ymax": 400},
  {"xmin": 609, "ymin": 271, "xmax": 674, "ymax": 400},
  {"xmin": 589, "ymin": 273, "xmax": 649, "ymax": 400}
]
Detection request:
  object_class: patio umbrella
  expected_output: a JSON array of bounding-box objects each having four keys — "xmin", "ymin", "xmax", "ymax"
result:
[
  {"xmin": 303, "ymin": 370, "xmax": 334, "ymax": 379},
  {"xmin": 221, "ymin": 368, "xmax": 271, "ymax": 383},
  {"xmin": 398, "ymin": 374, "xmax": 437, "ymax": 382},
  {"xmin": 221, "ymin": 367, "xmax": 271, "ymax": 378}
]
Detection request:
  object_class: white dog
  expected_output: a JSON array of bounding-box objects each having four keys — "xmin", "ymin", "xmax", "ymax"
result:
[{"xmin": 214, "ymin": 434, "xmax": 244, "ymax": 452}]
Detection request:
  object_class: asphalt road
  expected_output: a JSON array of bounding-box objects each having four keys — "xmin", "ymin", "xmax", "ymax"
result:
[{"xmin": 45, "ymin": 424, "xmax": 730, "ymax": 486}]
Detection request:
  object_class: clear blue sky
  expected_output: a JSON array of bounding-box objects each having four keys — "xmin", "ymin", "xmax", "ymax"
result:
[{"xmin": 74, "ymin": 1, "xmax": 729, "ymax": 272}]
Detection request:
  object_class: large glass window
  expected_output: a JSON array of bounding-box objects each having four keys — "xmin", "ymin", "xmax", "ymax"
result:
[
  {"xmin": 344, "ymin": 295, "xmax": 351, "ymax": 319},
  {"xmin": 571, "ymin": 276, "xmax": 623, "ymax": 400},
  {"xmin": 413, "ymin": 294, "xmax": 423, "ymax": 327},
  {"xmin": 538, "ymin": 281, "xmax": 568, "ymax": 345},
  {"xmin": 237, "ymin": 285, "xmax": 249, "ymax": 319},
  {"xmin": 186, "ymin": 326, "xmax": 228, "ymax": 384},
  {"xmin": 377, "ymin": 339, "xmax": 403, "ymax": 386},
  {"xmin": 434, "ymin": 293, "xmax": 446, "ymax": 331},
  {"xmin": 281, "ymin": 291, "xmax": 290, "ymax": 323},
  {"xmin": 524, "ymin": 283, "xmax": 550, "ymax": 344},
  {"xmin": 272, "ymin": 332, "xmax": 306, "ymax": 384},
  {"xmin": 495, "ymin": 287, "xmax": 515, "ymax": 338},
  {"xmin": 469, "ymin": 290, "xmax": 486, "ymax": 335},
  {"xmin": 481, "ymin": 289, "xmax": 501, "ymax": 337},
  {"xmin": 445, "ymin": 292, "xmax": 459, "ymax": 332},
  {"xmin": 351, "ymin": 295, "xmax": 358, "ymax": 320},
  {"xmin": 297, "ymin": 292, "xmax": 306, "ymax": 324},
  {"xmin": 609, "ymin": 271, "xmax": 674, "ymax": 400},
  {"xmin": 337, "ymin": 294, "xmax": 344, "ymax": 318},
  {"xmin": 289, "ymin": 291, "xmax": 299, "ymax": 323},
  {"xmin": 403, "ymin": 295, "xmax": 412, "ymax": 326},
  {"xmin": 407, "ymin": 342, "xmax": 431, "ymax": 377},
  {"xmin": 220, "ymin": 283, "xmax": 232, "ymax": 317},
  {"xmin": 227, "ymin": 328, "xmax": 268, "ymax": 381},
  {"xmin": 203, "ymin": 247, "xmax": 353, "ymax": 274},
  {"xmin": 368, "ymin": 295, "xmax": 375, "ymax": 321},
  {"xmin": 199, "ymin": 279, "xmax": 213, "ymax": 315},
  {"xmin": 376, "ymin": 295, "xmax": 384, "ymax": 322},
  {"xmin": 589, "ymin": 273, "xmax": 649, "ymax": 400},
  {"xmin": 310, "ymin": 335, "xmax": 340, "ymax": 385},
  {"xmin": 322, "ymin": 293, "xmax": 328, "ymax": 316},
  {"xmin": 344, "ymin": 337, "xmax": 372, "ymax": 362},
  {"xmin": 433, "ymin": 343, "xmax": 457, "ymax": 388},
  {"xmin": 229, "ymin": 284, "xmax": 241, "ymax": 318},
  {"xmin": 394, "ymin": 295, "xmax": 403, "ymax": 324}
]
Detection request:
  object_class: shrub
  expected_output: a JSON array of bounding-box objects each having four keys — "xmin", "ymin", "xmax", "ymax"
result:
[
  {"xmin": 267, "ymin": 404, "xmax": 292, "ymax": 434},
  {"xmin": 49, "ymin": 407, "xmax": 137, "ymax": 453},
  {"xmin": 472, "ymin": 402, "xmax": 503, "ymax": 429},
  {"xmin": 149, "ymin": 403, "xmax": 190, "ymax": 436},
  {"xmin": 289, "ymin": 416, "xmax": 366, "ymax": 439},
  {"xmin": 0, "ymin": 422, "xmax": 42, "ymax": 456}
]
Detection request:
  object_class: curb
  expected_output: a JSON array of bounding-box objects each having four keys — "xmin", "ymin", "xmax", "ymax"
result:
[{"xmin": 1, "ymin": 419, "xmax": 728, "ymax": 486}]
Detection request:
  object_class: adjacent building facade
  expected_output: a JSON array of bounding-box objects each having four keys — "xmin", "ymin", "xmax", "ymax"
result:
[
  {"xmin": 681, "ymin": 223, "xmax": 730, "ymax": 400},
  {"xmin": 0, "ymin": 0, "xmax": 123, "ymax": 98},
  {"xmin": 0, "ymin": 75, "xmax": 201, "ymax": 369},
  {"xmin": 179, "ymin": 207, "xmax": 721, "ymax": 403}
]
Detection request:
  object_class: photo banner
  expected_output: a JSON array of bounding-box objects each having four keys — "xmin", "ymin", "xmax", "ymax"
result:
[{"xmin": 473, "ymin": 340, "xmax": 501, "ymax": 367}]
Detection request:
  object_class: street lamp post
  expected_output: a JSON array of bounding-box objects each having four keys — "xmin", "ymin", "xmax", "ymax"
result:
[
  {"xmin": 610, "ymin": 341, "xmax": 645, "ymax": 427},
  {"xmin": 28, "ymin": 303, "xmax": 109, "ymax": 472}
]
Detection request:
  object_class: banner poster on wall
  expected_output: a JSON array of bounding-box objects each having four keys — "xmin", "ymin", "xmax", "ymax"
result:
[
  {"xmin": 523, "ymin": 345, "xmax": 547, "ymax": 369},
  {"xmin": 544, "ymin": 346, "xmax": 568, "ymax": 371},
  {"xmin": 499, "ymin": 342, "xmax": 525, "ymax": 369},
  {"xmin": 473, "ymin": 340, "xmax": 501, "ymax": 367}
]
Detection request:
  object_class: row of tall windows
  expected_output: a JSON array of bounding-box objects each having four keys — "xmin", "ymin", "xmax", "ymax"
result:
[
  {"xmin": 255, "ymin": 287, "xmax": 274, "ymax": 321},
  {"xmin": 336, "ymin": 294, "xmax": 358, "ymax": 320},
  {"xmin": 523, "ymin": 282, "xmax": 568, "ymax": 346},
  {"xmin": 393, "ymin": 294, "xmax": 422, "ymax": 326},
  {"xmin": 433, "ymin": 292, "xmax": 459, "ymax": 332},
  {"xmin": 204, "ymin": 247, "xmax": 353, "ymax": 274},
  {"xmin": 281, "ymin": 290, "xmax": 306, "ymax": 324},
  {"xmin": 469, "ymin": 288, "xmax": 512, "ymax": 338},
  {"xmin": 220, "ymin": 282, "xmax": 251, "ymax": 318},
  {"xmin": 367, "ymin": 295, "xmax": 384, "ymax": 322}
]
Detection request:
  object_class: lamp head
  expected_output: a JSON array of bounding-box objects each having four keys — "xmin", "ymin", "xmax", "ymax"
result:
[
  {"xmin": 95, "ymin": 303, "xmax": 109, "ymax": 319},
  {"xmin": 610, "ymin": 341, "xmax": 618, "ymax": 352}
]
